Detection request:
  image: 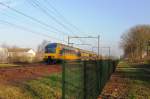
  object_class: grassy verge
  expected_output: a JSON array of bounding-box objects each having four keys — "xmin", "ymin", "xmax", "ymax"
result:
[
  {"xmin": 118, "ymin": 67, "xmax": 150, "ymax": 99},
  {"xmin": 117, "ymin": 61, "xmax": 132, "ymax": 68},
  {"xmin": 24, "ymin": 73, "xmax": 62, "ymax": 99},
  {"xmin": 101, "ymin": 61, "xmax": 150, "ymax": 99},
  {"xmin": 0, "ymin": 64, "xmax": 20, "ymax": 68},
  {"xmin": 0, "ymin": 73, "xmax": 62, "ymax": 99},
  {"xmin": 128, "ymin": 80, "xmax": 150, "ymax": 99},
  {"xmin": 0, "ymin": 83, "xmax": 34, "ymax": 99}
]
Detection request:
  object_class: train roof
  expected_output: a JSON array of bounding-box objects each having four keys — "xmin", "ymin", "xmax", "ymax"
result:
[{"xmin": 48, "ymin": 43, "xmax": 98, "ymax": 55}]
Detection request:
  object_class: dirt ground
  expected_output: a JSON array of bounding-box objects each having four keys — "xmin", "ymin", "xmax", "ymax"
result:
[{"xmin": 0, "ymin": 63, "xmax": 61, "ymax": 83}]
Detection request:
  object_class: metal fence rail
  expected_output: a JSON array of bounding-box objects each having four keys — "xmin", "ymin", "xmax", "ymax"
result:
[{"xmin": 62, "ymin": 60, "xmax": 118, "ymax": 99}]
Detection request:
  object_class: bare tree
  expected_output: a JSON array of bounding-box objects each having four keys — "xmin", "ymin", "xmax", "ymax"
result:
[
  {"xmin": 35, "ymin": 40, "xmax": 50, "ymax": 62},
  {"xmin": 120, "ymin": 25, "xmax": 150, "ymax": 61},
  {"xmin": 1, "ymin": 43, "xmax": 10, "ymax": 48},
  {"xmin": 37, "ymin": 40, "xmax": 50, "ymax": 53}
]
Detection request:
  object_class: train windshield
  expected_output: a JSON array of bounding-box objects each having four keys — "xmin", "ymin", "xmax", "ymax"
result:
[{"xmin": 45, "ymin": 43, "xmax": 57, "ymax": 53}]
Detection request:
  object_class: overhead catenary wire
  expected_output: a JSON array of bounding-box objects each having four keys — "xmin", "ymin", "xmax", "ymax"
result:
[
  {"xmin": 0, "ymin": 2, "xmax": 68, "ymax": 37},
  {"xmin": 43, "ymin": 0, "xmax": 91, "ymax": 44},
  {"xmin": 27, "ymin": 0, "xmax": 85, "ymax": 44},
  {"xmin": 0, "ymin": 1, "xmax": 90, "ymax": 47},
  {"xmin": 0, "ymin": 19, "xmax": 68, "ymax": 43},
  {"xmin": 0, "ymin": 1, "xmax": 85, "ymax": 45},
  {"xmin": 29, "ymin": 0, "xmax": 73, "ymax": 35},
  {"xmin": 0, "ymin": 11, "xmax": 66, "ymax": 38},
  {"xmin": 44, "ymin": 0, "xmax": 87, "ymax": 35}
]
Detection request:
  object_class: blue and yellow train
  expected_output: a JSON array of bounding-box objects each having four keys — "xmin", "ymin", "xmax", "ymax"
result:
[{"xmin": 44, "ymin": 43, "xmax": 98, "ymax": 63}]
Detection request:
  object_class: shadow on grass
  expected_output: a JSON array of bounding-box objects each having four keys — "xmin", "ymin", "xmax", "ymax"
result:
[
  {"xmin": 132, "ymin": 63, "xmax": 150, "ymax": 69},
  {"xmin": 115, "ymin": 63, "xmax": 150, "ymax": 84}
]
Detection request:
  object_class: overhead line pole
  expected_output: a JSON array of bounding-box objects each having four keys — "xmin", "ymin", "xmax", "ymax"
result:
[
  {"xmin": 98, "ymin": 35, "xmax": 100, "ymax": 56},
  {"xmin": 92, "ymin": 46, "xmax": 111, "ymax": 59},
  {"xmin": 101, "ymin": 47, "xmax": 111, "ymax": 58},
  {"xmin": 68, "ymin": 36, "xmax": 70, "ymax": 45},
  {"xmin": 68, "ymin": 35, "xmax": 100, "ymax": 56},
  {"xmin": 106, "ymin": 47, "xmax": 111, "ymax": 58}
]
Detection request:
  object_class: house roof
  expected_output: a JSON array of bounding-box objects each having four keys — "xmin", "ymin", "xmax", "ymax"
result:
[{"xmin": 7, "ymin": 48, "xmax": 31, "ymax": 52}]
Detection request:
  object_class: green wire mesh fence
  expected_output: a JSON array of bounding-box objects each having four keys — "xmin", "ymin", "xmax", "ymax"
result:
[{"xmin": 62, "ymin": 60, "xmax": 118, "ymax": 99}]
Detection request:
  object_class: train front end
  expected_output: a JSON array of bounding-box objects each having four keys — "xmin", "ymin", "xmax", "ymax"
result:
[{"xmin": 44, "ymin": 43, "xmax": 59, "ymax": 64}]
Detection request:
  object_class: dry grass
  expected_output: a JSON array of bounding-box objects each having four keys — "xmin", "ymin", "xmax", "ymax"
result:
[
  {"xmin": 0, "ymin": 83, "xmax": 34, "ymax": 99},
  {"xmin": 0, "ymin": 64, "xmax": 20, "ymax": 68},
  {"xmin": 0, "ymin": 73, "xmax": 62, "ymax": 99}
]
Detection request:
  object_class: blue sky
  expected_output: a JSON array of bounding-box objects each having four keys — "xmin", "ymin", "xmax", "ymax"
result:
[{"xmin": 0, "ymin": 0, "xmax": 150, "ymax": 57}]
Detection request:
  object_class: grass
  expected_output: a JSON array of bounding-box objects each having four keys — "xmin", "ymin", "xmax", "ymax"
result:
[
  {"xmin": 117, "ymin": 62, "xmax": 150, "ymax": 82},
  {"xmin": 0, "ymin": 83, "xmax": 34, "ymax": 99},
  {"xmin": 128, "ymin": 80, "xmax": 150, "ymax": 99},
  {"xmin": 0, "ymin": 73, "xmax": 62, "ymax": 99},
  {"xmin": 101, "ymin": 61, "xmax": 150, "ymax": 99},
  {"xmin": 0, "ymin": 64, "xmax": 20, "ymax": 68},
  {"xmin": 25, "ymin": 73, "xmax": 62, "ymax": 99},
  {"xmin": 117, "ymin": 61, "xmax": 132, "ymax": 68},
  {"xmin": 0, "ymin": 62, "xmax": 85, "ymax": 99},
  {"xmin": 122, "ymin": 70, "xmax": 150, "ymax": 99},
  {"xmin": 64, "ymin": 65, "xmax": 84, "ymax": 98},
  {"xmin": 117, "ymin": 61, "xmax": 150, "ymax": 98}
]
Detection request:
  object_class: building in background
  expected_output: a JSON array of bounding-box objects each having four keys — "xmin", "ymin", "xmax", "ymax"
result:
[
  {"xmin": 8, "ymin": 48, "xmax": 36, "ymax": 63},
  {"xmin": 0, "ymin": 48, "xmax": 8, "ymax": 63}
]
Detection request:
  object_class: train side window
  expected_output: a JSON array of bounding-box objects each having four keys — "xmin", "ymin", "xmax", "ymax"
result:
[
  {"xmin": 60, "ymin": 49, "xmax": 64, "ymax": 55},
  {"xmin": 60, "ymin": 50, "xmax": 62, "ymax": 54},
  {"xmin": 77, "ymin": 52, "xmax": 81, "ymax": 56}
]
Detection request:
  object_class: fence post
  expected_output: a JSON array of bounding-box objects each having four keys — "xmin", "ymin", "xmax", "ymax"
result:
[
  {"xmin": 83, "ymin": 61, "xmax": 87, "ymax": 99},
  {"xmin": 108, "ymin": 59, "xmax": 111, "ymax": 78},
  {"xmin": 62, "ymin": 60, "xmax": 66, "ymax": 99},
  {"xmin": 99, "ymin": 60, "xmax": 103, "ymax": 93},
  {"xmin": 96, "ymin": 60, "xmax": 100, "ymax": 95}
]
